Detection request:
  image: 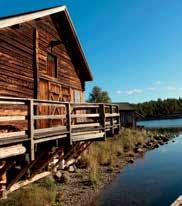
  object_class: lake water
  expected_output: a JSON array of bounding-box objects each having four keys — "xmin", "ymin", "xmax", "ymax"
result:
[
  {"xmin": 96, "ymin": 119, "xmax": 182, "ymax": 206},
  {"xmin": 137, "ymin": 118, "xmax": 182, "ymax": 128}
]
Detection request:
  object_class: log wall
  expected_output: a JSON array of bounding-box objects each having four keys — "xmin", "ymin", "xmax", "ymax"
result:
[{"xmin": 0, "ymin": 15, "xmax": 85, "ymax": 100}]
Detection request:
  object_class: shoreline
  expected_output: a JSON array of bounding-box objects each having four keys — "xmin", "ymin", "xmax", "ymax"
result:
[{"xmin": 58, "ymin": 129, "xmax": 176, "ymax": 206}]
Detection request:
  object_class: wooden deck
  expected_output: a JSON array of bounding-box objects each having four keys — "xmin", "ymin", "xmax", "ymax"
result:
[{"xmin": 0, "ymin": 97, "xmax": 120, "ymax": 161}]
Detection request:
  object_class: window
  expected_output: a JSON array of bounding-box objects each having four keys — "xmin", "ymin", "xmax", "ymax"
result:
[
  {"xmin": 74, "ymin": 90, "xmax": 81, "ymax": 103},
  {"xmin": 47, "ymin": 53, "xmax": 57, "ymax": 78}
]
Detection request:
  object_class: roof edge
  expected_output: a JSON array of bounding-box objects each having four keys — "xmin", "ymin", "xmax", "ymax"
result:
[{"xmin": 0, "ymin": 6, "xmax": 66, "ymax": 29}]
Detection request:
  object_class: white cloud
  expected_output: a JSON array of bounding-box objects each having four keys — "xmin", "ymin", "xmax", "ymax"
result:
[
  {"xmin": 116, "ymin": 90, "xmax": 123, "ymax": 94},
  {"xmin": 155, "ymin": 81, "xmax": 162, "ymax": 85},
  {"xmin": 125, "ymin": 89, "xmax": 142, "ymax": 95},
  {"xmin": 148, "ymin": 87, "xmax": 156, "ymax": 91},
  {"xmin": 166, "ymin": 86, "xmax": 176, "ymax": 91}
]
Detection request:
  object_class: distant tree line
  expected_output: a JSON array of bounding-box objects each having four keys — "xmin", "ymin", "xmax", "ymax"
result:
[{"xmin": 134, "ymin": 98, "xmax": 182, "ymax": 119}]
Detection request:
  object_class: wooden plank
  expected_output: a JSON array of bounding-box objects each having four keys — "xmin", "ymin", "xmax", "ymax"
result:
[
  {"xmin": 0, "ymin": 131, "xmax": 26, "ymax": 139},
  {"xmin": 0, "ymin": 101, "xmax": 26, "ymax": 105},
  {"xmin": 34, "ymin": 130, "xmax": 68, "ymax": 139},
  {"xmin": 100, "ymin": 104, "xmax": 106, "ymax": 140},
  {"xmin": 105, "ymin": 113, "xmax": 120, "ymax": 117},
  {"xmin": 8, "ymin": 171, "xmax": 51, "ymax": 193},
  {"xmin": 0, "ymin": 116, "xmax": 26, "ymax": 121},
  {"xmin": 0, "ymin": 144, "xmax": 26, "ymax": 159},
  {"xmin": 72, "ymin": 132, "xmax": 104, "ymax": 142},
  {"xmin": 34, "ymin": 114, "xmax": 66, "ymax": 120},
  {"xmin": 34, "ymin": 134, "xmax": 67, "ymax": 144},
  {"xmin": 28, "ymin": 100, "xmax": 35, "ymax": 161},
  {"xmin": 34, "ymin": 126, "xmax": 67, "ymax": 134},
  {"xmin": 71, "ymin": 123, "xmax": 100, "ymax": 129},
  {"xmin": 71, "ymin": 114, "xmax": 99, "ymax": 118},
  {"xmin": 33, "ymin": 102, "xmax": 66, "ymax": 107},
  {"xmin": 72, "ymin": 130, "xmax": 101, "ymax": 136},
  {"xmin": 67, "ymin": 103, "xmax": 72, "ymax": 145},
  {"xmin": 72, "ymin": 105, "xmax": 100, "ymax": 109}
]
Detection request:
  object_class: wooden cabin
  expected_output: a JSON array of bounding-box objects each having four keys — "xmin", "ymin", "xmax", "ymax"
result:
[
  {"xmin": 115, "ymin": 102, "xmax": 143, "ymax": 128},
  {"xmin": 0, "ymin": 6, "xmax": 120, "ymax": 196}
]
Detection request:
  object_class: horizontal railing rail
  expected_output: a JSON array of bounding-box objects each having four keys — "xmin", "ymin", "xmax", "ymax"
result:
[{"xmin": 0, "ymin": 96, "xmax": 120, "ymax": 160}]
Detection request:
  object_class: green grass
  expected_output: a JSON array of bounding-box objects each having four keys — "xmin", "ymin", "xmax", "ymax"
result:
[
  {"xmin": 0, "ymin": 177, "xmax": 57, "ymax": 206},
  {"xmin": 79, "ymin": 128, "xmax": 149, "ymax": 185}
]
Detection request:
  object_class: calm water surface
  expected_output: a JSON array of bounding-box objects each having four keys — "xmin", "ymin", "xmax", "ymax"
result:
[
  {"xmin": 96, "ymin": 120, "xmax": 182, "ymax": 206},
  {"xmin": 137, "ymin": 118, "xmax": 182, "ymax": 128}
]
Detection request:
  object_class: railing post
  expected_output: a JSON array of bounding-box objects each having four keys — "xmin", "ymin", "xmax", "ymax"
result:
[
  {"xmin": 100, "ymin": 104, "xmax": 106, "ymax": 140},
  {"xmin": 28, "ymin": 99, "xmax": 35, "ymax": 161},
  {"xmin": 116, "ymin": 105, "xmax": 121, "ymax": 133},
  {"xmin": 110, "ymin": 105, "xmax": 114, "ymax": 135},
  {"xmin": 67, "ymin": 103, "xmax": 72, "ymax": 145}
]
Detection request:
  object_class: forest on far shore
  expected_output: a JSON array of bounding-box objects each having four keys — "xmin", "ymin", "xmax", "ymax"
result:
[{"xmin": 134, "ymin": 98, "xmax": 182, "ymax": 119}]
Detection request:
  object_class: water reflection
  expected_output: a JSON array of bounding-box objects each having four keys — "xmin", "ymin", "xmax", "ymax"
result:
[{"xmin": 97, "ymin": 136, "xmax": 182, "ymax": 206}]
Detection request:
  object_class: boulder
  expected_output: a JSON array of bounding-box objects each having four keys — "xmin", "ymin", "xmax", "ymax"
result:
[
  {"xmin": 54, "ymin": 170, "xmax": 62, "ymax": 182},
  {"xmin": 68, "ymin": 164, "xmax": 77, "ymax": 173},
  {"xmin": 136, "ymin": 148, "xmax": 144, "ymax": 153},
  {"xmin": 128, "ymin": 158, "xmax": 135, "ymax": 164},
  {"xmin": 61, "ymin": 172, "xmax": 70, "ymax": 184}
]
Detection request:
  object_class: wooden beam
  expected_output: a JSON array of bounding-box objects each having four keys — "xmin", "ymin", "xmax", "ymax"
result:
[
  {"xmin": 34, "ymin": 114, "xmax": 66, "ymax": 120},
  {"xmin": 67, "ymin": 103, "xmax": 72, "ymax": 145},
  {"xmin": 0, "ymin": 116, "xmax": 26, "ymax": 121},
  {"xmin": 100, "ymin": 104, "xmax": 106, "ymax": 140},
  {"xmin": 28, "ymin": 100, "xmax": 35, "ymax": 161},
  {"xmin": 34, "ymin": 126, "xmax": 67, "ymax": 134},
  {"xmin": 0, "ymin": 131, "xmax": 26, "ymax": 139},
  {"xmin": 71, "ymin": 123, "xmax": 100, "ymax": 129},
  {"xmin": 8, "ymin": 172, "xmax": 51, "ymax": 193},
  {"xmin": 105, "ymin": 113, "xmax": 120, "ymax": 117},
  {"xmin": 71, "ymin": 113, "xmax": 99, "ymax": 118},
  {"xmin": 72, "ymin": 132, "xmax": 104, "ymax": 142}
]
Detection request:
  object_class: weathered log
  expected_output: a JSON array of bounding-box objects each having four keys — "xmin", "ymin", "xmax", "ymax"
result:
[{"xmin": 0, "ymin": 144, "xmax": 26, "ymax": 159}]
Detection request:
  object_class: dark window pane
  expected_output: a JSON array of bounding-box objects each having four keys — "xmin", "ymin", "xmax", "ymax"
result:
[{"xmin": 47, "ymin": 53, "xmax": 57, "ymax": 77}]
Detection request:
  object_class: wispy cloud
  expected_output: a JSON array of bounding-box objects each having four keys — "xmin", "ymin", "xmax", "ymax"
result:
[
  {"xmin": 148, "ymin": 87, "xmax": 156, "ymax": 91},
  {"xmin": 115, "ymin": 81, "xmax": 182, "ymax": 98},
  {"xmin": 155, "ymin": 81, "xmax": 162, "ymax": 85},
  {"xmin": 166, "ymin": 86, "xmax": 176, "ymax": 91},
  {"xmin": 147, "ymin": 81, "xmax": 162, "ymax": 91},
  {"xmin": 116, "ymin": 90, "xmax": 123, "ymax": 94},
  {"xmin": 116, "ymin": 88, "xmax": 143, "ymax": 96},
  {"xmin": 125, "ymin": 89, "xmax": 143, "ymax": 95}
]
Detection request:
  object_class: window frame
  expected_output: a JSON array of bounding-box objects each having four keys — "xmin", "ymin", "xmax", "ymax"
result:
[{"xmin": 46, "ymin": 53, "xmax": 58, "ymax": 78}]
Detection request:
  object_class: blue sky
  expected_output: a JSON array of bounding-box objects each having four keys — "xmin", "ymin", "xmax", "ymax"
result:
[{"xmin": 1, "ymin": 0, "xmax": 182, "ymax": 103}]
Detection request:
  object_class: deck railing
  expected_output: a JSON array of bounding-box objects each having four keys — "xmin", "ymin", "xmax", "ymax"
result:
[{"xmin": 0, "ymin": 97, "xmax": 120, "ymax": 160}]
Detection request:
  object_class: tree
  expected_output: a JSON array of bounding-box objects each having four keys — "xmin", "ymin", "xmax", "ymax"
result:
[{"xmin": 87, "ymin": 86, "xmax": 111, "ymax": 103}]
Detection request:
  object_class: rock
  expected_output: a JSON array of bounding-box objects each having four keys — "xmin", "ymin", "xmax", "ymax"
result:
[
  {"xmin": 134, "ymin": 147, "xmax": 143, "ymax": 153},
  {"xmin": 155, "ymin": 144, "xmax": 159, "ymax": 148},
  {"xmin": 148, "ymin": 142, "xmax": 153, "ymax": 146},
  {"xmin": 124, "ymin": 146, "xmax": 129, "ymax": 152},
  {"xmin": 137, "ymin": 148, "xmax": 144, "ymax": 153},
  {"xmin": 54, "ymin": 170, "xmax": 62, "ymax": 182},
  {"xmin": 68, "ymin": 165, "xmax": 77, "ymax": 173},
  {"xmin": 143, "ymin": 144, "xmax": 147, "ymax": 149},
  {"xmin": 54, "ymin": 171, "xmax": 70, "ymax": 184},
  {"xmin": 61, "ymin": 172, "xmax": 70, "ymax": 184},
  {"xmin": 128, "ymin": 158, "xmax": 135, "ymax": 164},
  {"xmin": 127, "ymin": 152, "xmax": 135, "ymax": 157},
  {"xmin": 159, "ymin": 140, "xmax": 164, "ymax": 145}
]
